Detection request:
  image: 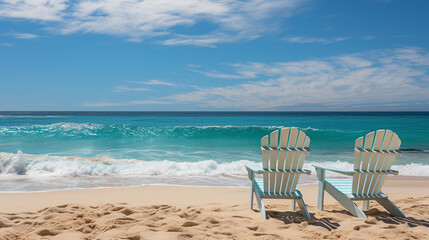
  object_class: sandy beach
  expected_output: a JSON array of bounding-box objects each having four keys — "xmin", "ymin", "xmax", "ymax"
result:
[
  {"xmin": 0, "ymin": 177, "xmax": 427, "ymax": 239},
  {"xmin": 2, "ymin": 0, "xmax": 429, "ymax": 239}
]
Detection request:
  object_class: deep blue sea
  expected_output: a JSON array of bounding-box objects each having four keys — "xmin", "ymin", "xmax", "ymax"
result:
[{"xmin": 0, "ymin": 112, "xmax": 428, "ymax": 191}]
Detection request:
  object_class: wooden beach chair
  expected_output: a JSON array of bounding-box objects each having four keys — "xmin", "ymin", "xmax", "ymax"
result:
[
  {"xmin": 245, "ymin": 127, "xmax": 312, "ymax": 220},
  {"xmin": 313, "ymin": 129, "xmax": 406, "ymax": 219}
]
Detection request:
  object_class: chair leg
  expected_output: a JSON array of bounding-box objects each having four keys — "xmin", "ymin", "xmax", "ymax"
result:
[
  {"xmin": 254, "ymin": 189, "xmax": 266, "ymax": 219},
  {"xmin": 249, "ymin": 182, "xmax": 254, "ymax": 210},
  {"xmin": 325, "ymin": 182, "xmax": 367, "ymax": 219},
  {"xmin": 291, "ymin": 199, "xmax": 296, "ymax": 211},
  {"xmin": 316, "ymin": 168, "xmax": 325, "ymax": 211},
  {"xmin": 363, "ymin": 200, "xmax": 369, "ymax": 210},
  {"xmin": 296, "ymin": 197, "xmax": 312, "ymax": 221},
  {"xmin": 376, "ymin": 198, "xmax": 406, "ymax": 217}
]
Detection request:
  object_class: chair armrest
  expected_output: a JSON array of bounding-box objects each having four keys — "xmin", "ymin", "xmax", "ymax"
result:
[
  {"xmin": 244, "ymin": 164, "xmax": 263, "ymax": 180},
  {"xmin": 245, "ymin": 164, "xmax": 263, "ymax": 174},
  {"xmin": 312, "ymin": 164, "xmax": 355, "ymax": 176},
  {"xmin": 386, "ymin": 169, "xmax": 399, "ymax": 175},
  {"xmin": 357, "ymin": 169, "xmax": 399, "ymax": 175}
]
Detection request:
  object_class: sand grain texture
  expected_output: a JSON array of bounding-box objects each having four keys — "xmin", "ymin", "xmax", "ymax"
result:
[
  {"xmin": 0, "ymin": 197, "xmax": 428, "ymax": 239},
  {"xmin": 0, "ymin": 180, "xmax": 428, "ymax": 239}
]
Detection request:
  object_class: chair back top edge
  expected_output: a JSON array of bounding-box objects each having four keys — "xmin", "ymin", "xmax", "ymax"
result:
[
  {"xmin": 261, "ymin": 127, "xmax": 310, "ymax": 150},
  {"xmin": 355, "ymin": 129, "xmax": 401, "ymax": 152},
  {"xmin": 353, "ymin": 129, "xmax": 402, "ymax": 173}
]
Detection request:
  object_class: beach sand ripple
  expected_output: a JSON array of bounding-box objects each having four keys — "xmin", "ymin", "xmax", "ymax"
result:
[{"xmin": 0, "ymin": 197, "xmax": 428, "ymax": 239}]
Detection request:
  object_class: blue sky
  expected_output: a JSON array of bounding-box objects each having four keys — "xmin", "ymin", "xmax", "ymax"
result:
[{"xmin": 1, "ymin": 0, "xmax": 428, "ymax": 111}]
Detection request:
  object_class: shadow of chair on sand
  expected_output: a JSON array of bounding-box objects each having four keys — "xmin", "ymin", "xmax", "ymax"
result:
[
  {"xmin": 365, "ymin": 208, "xmax": 429, "ymax": 228},
  {"xmin": 375, "ymin": 215, "xmax": 429, "ymax": 227},
  {"xmin": 253, "ymin": 207, "xmax": 429, "ymax": 232},
  {"xmin": 254, "ymin": 209, "xmax": 340, "ymax": 231}
]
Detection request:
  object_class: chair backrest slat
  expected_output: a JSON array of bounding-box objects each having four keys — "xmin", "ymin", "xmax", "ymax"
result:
[
  {"xmin": 279, "ymin": 127, "xmax": 290, "ymax": 148},
  {"xmin": 372, "ymin": 130, "xmax": 385, "ymax": 150},
  {"xmin": 284, "ymin": 173, "xmax": 294, "ymax": 193},
  {"xmin": 375, "ymin": 154, "xmax": 387, "ymax": 171},
  {"xmin": 270, "ymin": 130, "xmax": 279, "ymax": 148},
  {"xmin": 352, "ymin": 174, "xmax": 359, "ymax": 193},
  {"xmin": 277, "ymin": 127, "xmax": 290, "ymax": 170},
  {"xmin": 370, "ymin": 173, "xmax": 384, "ymax": 194},
  {"xmin": 261, "ymin": 135, "xmax": 269, "ymax": 191},
  {"xmin": 260, "ymin": 127, "xmax": 310, "ymax": 194},
  {"xmin": 352, "ymin": 129, "xmax": 402, "ymax": 195},
  {"xmin": 284, "ymin": 151, "xmax": 295, "ymax": 170},
  {"xmin": 361, "ymin": 152, "xmax": 371, "ymax": 171},
  {"xmin": 354, "ymin": 137, "xmax": 364, "ymax": 170},
  {"xmin": 274, "ymin": 174, "xmax": 282, "ymax": 193},
  {"xmin": 364, "ymin": 132, "xmax": 375, "ymax": 150},
  {"xmin": 381, "ymin": 130, "xmax": 393, "ymax": 151},
  {"xmin": 269, "ymin": 130, "xmax": 279, "ymax": 169},
  {"xmin": 304, "ymin": 136, "xmax": 310, "ymax": 148},
  {"xmin": 296, "ymin": 132, "xmax": 306, "ymax": 148},
  {"xmin": 288, "ymin": 128, "xmax": 299, "ymax": 148},
  {"xmin": 388, "ymin": 133, "xmax": 400, "ymax": 151}
]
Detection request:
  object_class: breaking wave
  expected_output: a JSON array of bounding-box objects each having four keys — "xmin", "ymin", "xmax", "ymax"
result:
[
  {"xmin": 0, "ymin": 123, "xmax": 368, "ymax": 138},
  {"xmin": 1, "ymin": 151, "xmax": 428, "ymax": 178},
  {"xmin": 0, "ymin": 151, "xmax": 254, "ymax": 177}
]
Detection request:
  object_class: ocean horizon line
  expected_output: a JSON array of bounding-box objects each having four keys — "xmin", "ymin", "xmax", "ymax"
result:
[{"xmin": 1, "ymin": 111, "xmax": 429, "ymax": 114}]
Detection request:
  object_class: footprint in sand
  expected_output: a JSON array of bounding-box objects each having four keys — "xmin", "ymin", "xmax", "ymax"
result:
[
  {"xmin": 182, "ymin": 221, "xmax": 199, "ymax": 227},
  {"xmin": 179, "ymin": 212, "xmax": 197, "ymax": 220},
  {"xmin": 204, "ymin": 217, "xmax": 220, "ymax": 224},
  {"xmin": 177, "ymin": 233, "xmax": 193, "ymax": 240},
  {"xmin": 120, "ymin": 208, "xmax": 135, "ymax": 216},
  {"xmin": 382, "ymin": 225, "xmax": 397, "ymax": 229},
  {"xmin": 246, "ymin": 226, "xmax": 258, "ymax": 231},
  {"xmin": 36, "ymin": 229, "xmax": 57, "ymax": 236},
  {"xmin": 253, "ymin": 233, "xmax": 281, "ymax": 239},
  {"xmin": 165, "ymin": 226, "xmax": 183, "ymax": 232},
  {"xmin": 214, "ymin": 231, "xmax": 233, "ymax": 236}
]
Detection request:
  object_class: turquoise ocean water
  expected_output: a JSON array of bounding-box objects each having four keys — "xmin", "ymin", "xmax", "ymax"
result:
[{"xmin": 0, "ymin": 112, "xmax": 428, "ymax": 192}]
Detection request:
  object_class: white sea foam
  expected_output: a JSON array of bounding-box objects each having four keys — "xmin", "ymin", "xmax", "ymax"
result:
[
  {"xmin": 301, "ymin": 126, "xmax": 366, "ymax": 133},
  {"xmin": 1, "ymin": 151, "xmax": 428, "ymax": 192},
  {"xmin": 0, "ymin": 115, "xmax": 68, "ymax": 118},
  {"xmin": 0, "ymin": 122, "xmax": 103, "ymax": 136},
  {"xmin": 1, "ymin": 151, "xmax": 428, "ymax": 178},
  {"xmin": 0, "ymin": 151, "xmax": 254, "ymax": 177}
]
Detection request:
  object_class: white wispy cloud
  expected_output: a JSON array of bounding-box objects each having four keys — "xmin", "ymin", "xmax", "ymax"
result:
[
  {"xmin": 188, "ymin": 69, "xmax": 249, "ymax": 79},
  {"xmin": 84, "ymin": 47, "xmax": 429, "ymax": 110},
  {"xmin": 186, "ymin": 64, "xmax": 201, "ymax": 68},
  {"xmin": 166, "ymin": 47, "xmax": 429, "ymax": 109},
  {"xmin": 83, "ymin": 100, "xmax": 171, "ymax": 107},
  {"xmin": 0, "ymin": 43, "xmax": 13, "ymax": 46},
  {"xmin": 126, "ymin": 80, "xmax": 176, "ymax": 86},
  {"xmin": 0, "ymin": 0, "xmax": 309, "ymax": 46},
  {"xmin": 11, "ymin": 33, "xmax": 38, "ymax": 39},
  {"xmin": 283, "ymin": 36, "xmax": 348, "ymax": 44},
  {"xmin": 113, "ymin": 86, "xmax": 150, "ymax": 92},
  {"xmin": 161, "ymin": 33, "xmax": 236, "ymax": 47},
  {"xmin": 0, "ymin": 0, "xmax": 68, "ymax": 21}
]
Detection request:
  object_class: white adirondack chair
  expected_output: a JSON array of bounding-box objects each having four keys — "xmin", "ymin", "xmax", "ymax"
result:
[
  {"xmin": 245, "ymin": 127, "xmax": 312, "ymax": 220},
  {"xmin": 313, "ymin": 129, "xmax": 405, "ymax": 219}
]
